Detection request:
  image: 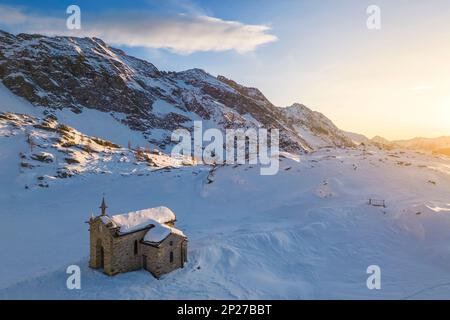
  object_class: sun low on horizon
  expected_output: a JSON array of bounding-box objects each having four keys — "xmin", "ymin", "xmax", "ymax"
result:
[
  {"xmin": 289, "ymin": 22, "xmax": 450, "ymax": 141},
  {"xmin": 219, "ymin": 0, "xmax": 450, "ymax": 142},
  {"xmin": 0, "ymin": 0, "xmax": 449, "ymax": 141}
]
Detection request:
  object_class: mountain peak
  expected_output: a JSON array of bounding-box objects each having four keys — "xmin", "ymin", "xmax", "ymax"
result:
[
  {"xmin": 0, "ymin": 30, "xmax": 354, "ymax": 152},
  {"xmin": 216, "ymin": 75, "xmax": 273, "ymax": 106},
  {"xmin": 282, "ymin": 103, "xmax": 354, "ymax": 148},
  {"xmin": 288, "ymin": 102, "xmax": 307, "ymax": 109}
]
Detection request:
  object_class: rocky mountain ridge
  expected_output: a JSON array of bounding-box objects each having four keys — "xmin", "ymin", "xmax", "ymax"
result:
[{"xmin": 0, "ymin": 29, "xmax": 354, "ymax": 153}]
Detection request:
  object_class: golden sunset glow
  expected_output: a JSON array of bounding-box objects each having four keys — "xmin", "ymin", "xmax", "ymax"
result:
[{"xmin": 235, "ymin": 2, "xmax": 450, "ymax": 141}]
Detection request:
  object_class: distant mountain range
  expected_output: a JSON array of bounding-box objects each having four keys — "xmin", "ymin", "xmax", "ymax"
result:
[
  {"xmin": 352, "ymin": 133, "xmax": 450, "ymax": 156},
  {"xmin": 379, "ymin": 136, "xmax": 450, "ymax": 156}
]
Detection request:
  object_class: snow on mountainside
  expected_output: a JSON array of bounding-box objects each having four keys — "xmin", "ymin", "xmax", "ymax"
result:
[
  {"xmin": 2, "ymin": 30, "xmax": 450, "ymax": 300},
  {"xmin": 392, "ymin": 137, "xmax": 450, "ymax": 156},
  {"xmin": 0, "ymin": 30, "xmax": 353, "ymax": 152},
  {"xmin": 343, "ymin": 131, "xmax": 371, "ymax": 145},
  {"xmin": 281, "ymin": 103, "xmax": 354, "ymax": 148},
  {"xmin": 0, "ymin": 110, "xmax": 193, "ymax": 188},
  {"xmin": 1, "ymin": 95, "xmax": 264, "ymax": 187},
  {"xmin": 367, "ymin": 135, "xmax": 450, "ymax": 156}
]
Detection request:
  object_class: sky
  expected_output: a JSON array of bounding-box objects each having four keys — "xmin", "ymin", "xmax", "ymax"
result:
[{"xmin": 0, "ymin": 0, "xmax": 449, "ymax": 140}]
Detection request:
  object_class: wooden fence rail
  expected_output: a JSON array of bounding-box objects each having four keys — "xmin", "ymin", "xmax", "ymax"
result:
[{"xmin": 368, "ymin": 198, "xmax": 386, "ymax": 208}]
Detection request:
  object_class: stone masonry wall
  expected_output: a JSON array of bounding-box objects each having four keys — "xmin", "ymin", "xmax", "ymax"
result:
[
  {"xmin": 140, "ymin": 233, "xmax": 187, "ymax": 278},
  {"xmin": 109, "ymin": 229, "xmax": 148, "ymax": 274},
  {"xmin": 89, "ymin": 218, "xmax": 114, "ymax": 275}
]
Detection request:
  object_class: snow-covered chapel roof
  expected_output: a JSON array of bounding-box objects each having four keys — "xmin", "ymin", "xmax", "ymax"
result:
[
  {"xmin": 102, "ymin": 206, "xmax": 176, "ymax": 234},
  {"xmin": 143, "ymin": 223, "xmax": 185, "ymax": 243},
  {"xmin": 99, "ymin": 206, "xmax": 185, "ymax": 242}
]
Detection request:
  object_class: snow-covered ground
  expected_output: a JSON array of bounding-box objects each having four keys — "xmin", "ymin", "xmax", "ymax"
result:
[
  {"xmin": 1, "ymin": 141, "xmax": 450, "ymax": 299},
  {"xmin": 1, "ymin": 30, "xmax": 449, "ymax": 300},
  {"xmin": 2, "ymin": 72, "xmax": 450, "ymax": 299}
]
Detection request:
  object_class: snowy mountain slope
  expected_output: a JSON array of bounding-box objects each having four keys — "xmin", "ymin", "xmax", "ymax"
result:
[
  {"xmin": 0, "ymin": 111, "xmax": 193, "ymax": 188},
  {"xmin": 0, "ymin": 30, "xmax": 353, "ymax": 152},
  {"xmin": 391, "ymin": 137, "xmax": 450, "ymax": 156},
  {"xmin": 281, "ymin": 103, "xmax": 354, "ymax": 148},
  {"xmin": 371, "ymin": 136, "xmax": 396, "ymax": 150},
  {"xmin": 393, "ymin": 136, "xmax": 450, "ymax": 150},
  {"xmin": 367, "ymin": 135, "xmax": 450, "ymax": 156},
  {"xmin": 0, "ymin": 147, "xmax": 450, "ymax": 299},
  {"xmin": 343, "ymin": 130, "xmax": 371, "ymax": 145}
]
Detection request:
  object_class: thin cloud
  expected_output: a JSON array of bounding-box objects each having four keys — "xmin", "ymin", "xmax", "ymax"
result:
[
  {"xmin": 0, "ymin": 5, "xmax": 277, "ymax": 54},
  {"xmin": 0, "ymin": 5, "xmax": 64, "ymax": 31},
  {"xmin": 410, "ymin": 85, "xmax": 433, "ymax": 92}
]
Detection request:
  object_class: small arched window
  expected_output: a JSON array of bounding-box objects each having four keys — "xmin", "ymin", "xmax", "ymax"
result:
[
  {"xmin": 170, "ymin": 251, "xmax": 174, "ymax": 263},
  {"xmin": 134, "ymin": 240, "xmax": 138, "ymax": 255}
]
